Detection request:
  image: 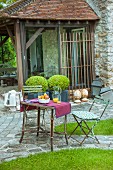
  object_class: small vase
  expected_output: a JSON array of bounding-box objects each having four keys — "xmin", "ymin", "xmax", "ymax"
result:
[
  {"xmin": 52, "ymin": 91, "xmax": 61, "ymax": 101},
  {"xmin": 81, "ymin": 89, "xmax": 89, "ymax": 102},
  {"xmin": 74, "ymin": 90, "xmax": 81, "ymax": 103}
]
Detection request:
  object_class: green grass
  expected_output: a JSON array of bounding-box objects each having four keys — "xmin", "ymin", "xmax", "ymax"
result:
[
  {"xmin": 1, "ymin": 119, "xmax": 113, "ymax": 170},
  {"xmin": 0, "ymin": 149, "xmax": 113, "ymax": 170},
  {"xmin": 55, "ymin": 119, "xmax": 113, "ymax": 135}
]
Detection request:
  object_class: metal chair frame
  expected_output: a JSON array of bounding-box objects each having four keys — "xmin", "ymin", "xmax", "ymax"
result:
[
  {"xmin": 22, "ymin": 85, "xmax": 46, "ymax": 126},
  {"xmin": 68, "ymin": 96, "xmax": 110, "ymax": 145}
]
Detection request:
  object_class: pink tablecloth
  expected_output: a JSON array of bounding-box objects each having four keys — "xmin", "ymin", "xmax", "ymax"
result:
[{"xmin": 20, "ymin": 100, "xmax": 71, "ymax": 118}]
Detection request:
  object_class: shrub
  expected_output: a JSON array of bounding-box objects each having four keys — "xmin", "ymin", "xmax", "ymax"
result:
[
  {"xmin": 48, "ymin": 75, "xmax": 70, "ymax": 91},
  {"xmin": 25, "ymin": 76, "xmax": 48, "ymax": 92}
]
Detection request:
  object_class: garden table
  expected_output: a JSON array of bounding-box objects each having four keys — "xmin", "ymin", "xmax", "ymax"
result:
[{"xmin": 20, "ymin": 100, "xmax": 71, "ymax": 151}]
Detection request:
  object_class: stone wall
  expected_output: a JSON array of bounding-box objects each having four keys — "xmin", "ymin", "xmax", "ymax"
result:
[
  {"xmin": 42, "ymin": 29, "xmax": 59, "ymax": 78},
  {"xmin": 87, "ymin": 0, "xmax": 113, "ymax": 88}
]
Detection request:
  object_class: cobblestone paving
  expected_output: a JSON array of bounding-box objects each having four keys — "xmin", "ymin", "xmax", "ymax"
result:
[{"xmin": 0, "ymin": 97, "xmax": 113, "ymax": 163}]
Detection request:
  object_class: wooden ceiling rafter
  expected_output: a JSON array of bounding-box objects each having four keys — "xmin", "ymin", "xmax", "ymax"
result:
[
  {"xmin": 25, "ymin": 19, "xmax": 90, "ymax": 27},
  {"xmin": 0, "ymin": 19, "xmax": 15, "ymax": 28}
]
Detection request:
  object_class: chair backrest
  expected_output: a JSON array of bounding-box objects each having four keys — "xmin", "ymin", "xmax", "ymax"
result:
[
  {"xmin": 89, "ymin": 96, "xmax": 110, "ymax": 119},
  {"xmin": 22, "ymin": 85, "xmax": 42, "ymax": 99}
]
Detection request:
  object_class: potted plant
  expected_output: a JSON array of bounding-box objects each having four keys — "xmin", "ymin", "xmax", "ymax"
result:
[
  {"xmin": 25, "ymin": 76, "xmax": 48, "ymax": 98},
  {"xmin": 48, "ymin": 75, "xmax": 70, "ymax": 102}
]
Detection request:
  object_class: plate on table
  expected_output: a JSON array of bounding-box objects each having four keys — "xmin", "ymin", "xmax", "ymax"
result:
[
  {"xmin": 29, "ymin": 99, "xmax": 39, "ymax": 103},
  {"xmin": 24, "ymin": 99, "xmax": 38, "ymax": 103},
  {"xmin": 38, "ymin": 98, "xmax": 50, "ymax": 104}
]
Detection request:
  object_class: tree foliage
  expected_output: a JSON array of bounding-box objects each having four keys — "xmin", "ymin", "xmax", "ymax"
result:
[
  {"xmin": 0, "ymin": 37, "xmax": 16, "ymax": 67},
  {"xmin": 0, "ymin": 0, "xmax": 17, "ymax": 67},
  {"xmin": 0, "ymin": 0, "xmax": 17, "ymax": 8}
]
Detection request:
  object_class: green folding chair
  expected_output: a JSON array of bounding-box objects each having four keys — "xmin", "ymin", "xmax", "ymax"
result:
[
  {"xmin": 68, "ymin": 96, "xmax": 110, "ymax": 145},
  {"xmin": 22, "ymin": 85, "xmax": 42, "ymax": 99},
  {"xmin": 22, "ymin": 85, "xmax": 46, "ymax": 126}
]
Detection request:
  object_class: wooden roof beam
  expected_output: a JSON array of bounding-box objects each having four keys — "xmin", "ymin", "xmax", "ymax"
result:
[
  {"xmin": 0, "ymin": 35, "xmax": 9, "ymax": 47},
  {"xmin": 6, "ymin": 25, "xmax": 15, "ymax": 49},
  {"xmin": 26, "ymin": 27, "xmax": 44, "ymax": 50}
]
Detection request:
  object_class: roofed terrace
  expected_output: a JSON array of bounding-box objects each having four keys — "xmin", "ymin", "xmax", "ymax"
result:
[{"xmin": 0, "ymin": 0, "xmax": 99, "ymax": 91}]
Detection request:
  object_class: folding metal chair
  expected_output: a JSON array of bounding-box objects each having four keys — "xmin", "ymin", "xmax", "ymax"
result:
[
  {"xmin": 22, "ymin": 85, "xmax": 42, "ymax": 99},
  {"xmin": 68, "ymin": 96, "xmax": 109, "ymax": 145},
  {"xmin": 22, "ymin": 85, "xmax": 46, "ymax": 126}
]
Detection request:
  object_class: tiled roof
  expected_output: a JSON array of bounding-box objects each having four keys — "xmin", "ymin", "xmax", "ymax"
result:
[{"xmin": 0, "ymin": 0, "xmax": 99, "ymax": 20}]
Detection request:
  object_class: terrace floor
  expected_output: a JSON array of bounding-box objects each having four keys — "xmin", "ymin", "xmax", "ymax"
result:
[{"xmin": 0, "ymin": 86, "xmax": 113, "ymax": 163}]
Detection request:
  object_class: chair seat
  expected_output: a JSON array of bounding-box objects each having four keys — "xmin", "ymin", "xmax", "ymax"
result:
[{"xmin": 72, "ymin": 111, "xmax": 100, "ymax": 120}]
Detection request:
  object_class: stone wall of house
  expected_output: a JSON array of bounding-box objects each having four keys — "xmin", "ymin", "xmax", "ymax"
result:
[
  {"xmin": 87, "ymin": 0, "xmax": 113, "ymax": 88},
  {"xmin": 42, "ymin": 29, "xmax": 59, "ymax": 78}
]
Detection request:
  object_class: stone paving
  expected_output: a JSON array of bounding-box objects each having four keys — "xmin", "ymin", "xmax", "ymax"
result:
[{"xmin": 0, "ymin": 97, "xmax": 113, "ymax": 163}]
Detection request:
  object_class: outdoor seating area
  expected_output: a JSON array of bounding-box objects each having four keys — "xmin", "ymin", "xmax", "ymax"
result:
[
  {"xmin": 1, "ymin": 0, "xmax": 113, "ymax": 168},
  {"xmin": 0, "ymin": 81, "xmax": 113, "ymax": 167},
  {"xmin": 18, "ymin": 88, "xmax": 111, "ymax": 150},
  {"xmin": 0, "ymin": 89, "xmax": 113, "ymax": 163},
  {"xmin": 20, "ymin": 99, "xmax": 71, "ymax": 151}
]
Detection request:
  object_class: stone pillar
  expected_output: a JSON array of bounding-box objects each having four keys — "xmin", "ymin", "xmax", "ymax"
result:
[{"xmin": 88, "ymin": 0, "xmax": 113, "ymax": 88}]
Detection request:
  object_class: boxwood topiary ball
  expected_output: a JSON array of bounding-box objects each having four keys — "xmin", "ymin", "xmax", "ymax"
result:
[
  {"xmin": 48, "ymin": 75, "xmax": 70, "ymax": 91},
  {"xmin": 25, "ymin": 76, "xmax": 48, "ymax": 92}
]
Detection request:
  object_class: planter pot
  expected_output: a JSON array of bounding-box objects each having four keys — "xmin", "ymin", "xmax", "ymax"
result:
[
  {"xmin": 48, "ymin": 90, "xmax": 69, "ymax": 102},
  {"xmin": 28, "ymin": 93, "xmax": 38, "ymax": 99},
  {"xmin": 61, "ymin": 90, "xmax": 69, "ymax": 102},
  {"xmin": 27, "ymin": 90, "xmax": 68, "ymax": 101}
]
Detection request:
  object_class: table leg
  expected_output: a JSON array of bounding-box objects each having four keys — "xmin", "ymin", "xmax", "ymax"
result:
[
  {"xmin": 37, "ymin": 108, "xmax": 40, "ymax": 136},
  {"xmin": 64, "ymin": 115, "xmax": 68, "ymax": 145},
  {"xmin": 19, "ymin": 106, "xmax": 26, "ymax": 143},
  {"xmin": 50, "ymin": 109, "xmax": 54, "ymax": 151}
]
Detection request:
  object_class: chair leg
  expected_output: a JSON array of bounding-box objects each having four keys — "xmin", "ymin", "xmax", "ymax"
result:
[
  {"xmin": 68, "ymin": 121, "xmax": 81, "ymax": 139},
  {"xmin": 79, "ymin": 120, "xmax": 100, "ymax": 145},
  {"xmin": 64, "ymin": 115, "xmax": 68, "ymax": 145},
  {"xmin": 19, "ymin": 109, "xmax": 26, "ymax": 143},
  {"xmin": 69, "ymin": 115, "xmax": 100, "ymax": 145},
  {"xmin": 41, "ymin": 109, "xmax": 46, "ymax": 126},
  {"xmin": 68, "ymin": 118, "xmax": 88, "ymax": 144}
]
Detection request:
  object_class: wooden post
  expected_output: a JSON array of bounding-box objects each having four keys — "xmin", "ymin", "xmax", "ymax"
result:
[
  {"xmin": 15, "ymin": 20, "xmax": 23, "ymax": 91},
  {"xmin": 57, "ymin": 25, "xmax": 61, "ymax": 74},
  {"xmin": 20, "ymin": 22, "xmax": 27, "ymax": 82}
]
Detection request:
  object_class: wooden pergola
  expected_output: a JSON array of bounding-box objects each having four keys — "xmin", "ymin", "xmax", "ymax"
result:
[{"xmin": 0, "ymin": 0, "xmax": 99, "ymax": 91}]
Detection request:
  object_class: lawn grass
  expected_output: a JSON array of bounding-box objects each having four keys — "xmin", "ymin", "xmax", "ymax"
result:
[
  {"xmin": 0, "ymin": 119, "xmax": 113, "ymax": 170},
  {"xmin": 0, "ymin": 148, "xmax": 113, "ymax": 170},
  {"xmin": 55, "ymin": 119, "xmax": 113, "ymax": 135}
]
